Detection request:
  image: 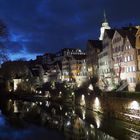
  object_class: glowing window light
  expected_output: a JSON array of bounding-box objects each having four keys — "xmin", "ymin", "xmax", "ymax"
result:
[
  {"xmin": 66, "ymin": 121, "xmax": 71, "ymax": 126},
  {"xmin": 46, "ymin": 101, "xmax": 50, "ymax": 107},
  {"xmin": 82, "ymin": 94, "xmax": 85, "ymax": 100},
  {"xmin": 88, "ymin": 84, "xmax": 93, "ymax": 91},
  {"xmin": 95, "ymin": 97, "xmax": 100, "ymax": 107},
  {"xmin": 88, "ymin": 93, "xmax": 90, "ymax": 96},
  {"xmin": 59, "ymin": 91, "xmax": 62, "ymax": 98},
  {"xmin": 13, "ymin": 101, "xmax": 18, "ymax": 113},
  {"xmin": 90, "ymin": 124, "xmax": 94, "ymax": 129},
  {"xmin": 72, "ymin": 92, "xmax": 74, "ymax": 96},
  {"xmin": 95, "ymin": 116, "xmax": 100, "ymax": 128},
  {"xmin": 32, "ymin": 102, "xmax": 35, "ymax": 107},
  {"xmin": 86, "ymin": 131, "xmax": 89, "ymax": 135},
  {"xmin": 80, "ymin": 94, "xmax": 85, "ymax": 106},
  {"xmin": 93, "ymin": 97, "xmax": 101, "ymax": 111},
  {"xmin": 129, "ymin": 101, "xmax": 140, "ymax": 110},
  {"xmin": 60, "ymin": 106, "xmax": 62, "ymax": 110},
  {"xmin": 72, "ymin": 110, "xmax": 75, "ymax": 114},
  {"xmin": 82, "ymin": 109, "xmax": 86, "ymax": 120}
]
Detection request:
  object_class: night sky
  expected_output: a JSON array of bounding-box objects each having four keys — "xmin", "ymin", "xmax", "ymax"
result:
[{"xmin": 0, "ymin": 0, "xmax": 140, "ymax": 60}]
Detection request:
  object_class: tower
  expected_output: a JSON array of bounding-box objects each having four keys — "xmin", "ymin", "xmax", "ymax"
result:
[{"xmin": 99, "ymin": 11, "xmax": 111, "ymax": 40}]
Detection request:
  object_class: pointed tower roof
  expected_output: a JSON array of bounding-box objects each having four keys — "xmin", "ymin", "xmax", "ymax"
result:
[
  {"xmin": 99, "ymin": 11, "xmax": 111, "ymax": 40},
  {"xmin": 103, "ymin": 10, "xmax": 107, "ymax": 23}
]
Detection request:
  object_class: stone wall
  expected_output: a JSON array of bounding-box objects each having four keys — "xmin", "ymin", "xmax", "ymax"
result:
[{"xmin": 76, "ymin": 95, "xmax": 140, "ymax": 125}]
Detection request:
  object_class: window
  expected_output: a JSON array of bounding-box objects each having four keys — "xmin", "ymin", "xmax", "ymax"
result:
[
  {"xmin": 130, "ymin": 55, "xmax": 134, "ymax": 61},
  {"xmin": 131, "ymin": 66, "xmax": 133, "ymax": 72},
  {"xmin": 127, "ymin": 67, "xmax": 130, "ymax": 72},
  {"xmin": 133, "ymin": 66, "xmax": 136, "ymax": 72},
  {"xmin": 132, "ymin": 78, "xmax": 136, "ymax": 83},
  {"xmin": 128, "ymin": 45, "xmax": 131, "ymax": 49},
  {"xmin": 125, "ymin": 46, "xmax": 128, "ymax": 50},
  {"xmin": 124, "ymin": 57, "xmax": 127, "ymax": 62},
  {"xmin": 128, "ymin": 77, "xmax": 136, "ymax": 83},
  {"xmin": 128, "ymin": 56, "xmax": 130, "ymax": 61}
]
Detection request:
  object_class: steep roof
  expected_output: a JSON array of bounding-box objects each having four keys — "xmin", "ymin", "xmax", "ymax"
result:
[
  {"xmin": 72, "ymin": 54, "xmax": 86, "ymax": 60},
  {"xmin": 105, "ymin": 29, "xmax": 115, "ymax": 39},
  {"xmin": 125, "ymin": 27, "xmax": 138, "ymax": 47},
  {"xmin": 113, "ymin": 26, "xmax": 137, "ymax": 47},
  {"xmin": 87, "ymin": 40, "xmax": 102, "ymax": 49}
]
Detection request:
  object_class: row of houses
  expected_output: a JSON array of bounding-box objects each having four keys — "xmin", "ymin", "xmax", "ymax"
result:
[
  {"xmin": 36, "ymin": 48, "xmax": 87, "ymax": 87},
  {"xmin": 29, "ymin": 24, "xmax": 140, "ymax": 92},
  {"xmin": 1, "ymin": 14, "xmax": 140, "ymax": 92},
  {"xmin": 86, "ymin": 21, "xmax": 140, "ymax": 92},
  {"xmin": 0, "ymin": 48, "xmax": 88, "ymax": 92}
]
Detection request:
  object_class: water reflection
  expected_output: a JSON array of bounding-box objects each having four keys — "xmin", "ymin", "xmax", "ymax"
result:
[
  {"xmin": 93, "ymin": 97, "xmax": 102, "ymax": 112},
  {"xmin": 0, "ymin": 99, "xmax": 140, "ymax": 140},
  {"xmin": 128, "ymin": 100, "xmax": 140, "ymax": 110}
]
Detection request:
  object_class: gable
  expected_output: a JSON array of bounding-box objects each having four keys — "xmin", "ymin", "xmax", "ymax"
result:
[{"xmin": 112, "ymin": 31, "xmax": 122, "ymax": 43}]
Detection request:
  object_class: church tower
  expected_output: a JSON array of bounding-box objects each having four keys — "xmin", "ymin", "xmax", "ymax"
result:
[{"xmin": 99, "ymin": 11, "xmax": 111, "ymax": 40}]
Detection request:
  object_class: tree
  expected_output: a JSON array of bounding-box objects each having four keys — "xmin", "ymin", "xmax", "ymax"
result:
[{"xmin": 0, "ymin": 19, "xmax": 9, "ymax": 64}]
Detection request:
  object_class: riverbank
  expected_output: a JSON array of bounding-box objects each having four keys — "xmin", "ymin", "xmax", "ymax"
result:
[{"xmin": 1, "ymin": 90, "xmax": 140, "ymax": 126}]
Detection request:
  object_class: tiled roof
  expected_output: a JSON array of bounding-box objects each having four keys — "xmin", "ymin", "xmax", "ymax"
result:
[
  {"xmin": 72, "ymin": 54, "xmax": 86, "ymax": 60},
  {"xmin": 87, "ymin": 40, "xmax": 102, "ymax": 49},
  {"xmin": 116, "ymin": 27, "xmax": 138, "ymax": 47}
]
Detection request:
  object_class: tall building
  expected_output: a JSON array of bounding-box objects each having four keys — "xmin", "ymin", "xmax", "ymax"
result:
[
  {"xmin": 86, "ymin": 40, "xmax": 102, "ymax": 78},
  {"xmin": 70, "ymin": 54, "xmax": 87, "ymax": 86},
  {"xmin": 98, "ymin": 29, "xmax": 115, "ymax": 90},
  {"xmin": 99, "ymin": 11, "xmax": 111, "ymax": 40},
  {"xmin": 111, "ymin": 27, "xmax": 138, "ymax": 91}
]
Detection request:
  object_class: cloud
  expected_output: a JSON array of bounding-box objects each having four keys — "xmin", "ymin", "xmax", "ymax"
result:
[{"xmin": 0, "ymin": 0, "xmax": 139, "ymax": 60}]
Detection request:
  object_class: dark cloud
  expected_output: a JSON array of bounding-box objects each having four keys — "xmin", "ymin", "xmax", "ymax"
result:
[{"xmin": 0, "ymin": 0, "xmax": 139, "ymax": 60}]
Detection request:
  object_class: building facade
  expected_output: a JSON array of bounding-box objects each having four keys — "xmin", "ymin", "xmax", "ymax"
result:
[
  {"xmin": 86, "ymin": 40, "xmax": 102, "ymax": 78},
  {"xmin": 98, "ymin": 29, "xmax": 115, "ymax": 90}
]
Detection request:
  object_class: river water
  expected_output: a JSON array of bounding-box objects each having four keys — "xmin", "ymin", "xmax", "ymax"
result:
[{"xmin": 0, "ymin": 98, "xmax": 140, "ymax": 140}]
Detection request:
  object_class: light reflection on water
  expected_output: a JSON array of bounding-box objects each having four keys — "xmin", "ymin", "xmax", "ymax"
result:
[
  {"xmin": 93, "ymin": 97, "xmax": 102, "ymax": 112},
  {"xmin": 0, "ymin": 111, "xmax": 5, "ymax": 127},
  {"xmin": 128, "ymin": 100, "xmax": 140, "ymax": 110},
  {"xmin": 0, "ymin": 99, "xmax": 139, "ymax": 140}
]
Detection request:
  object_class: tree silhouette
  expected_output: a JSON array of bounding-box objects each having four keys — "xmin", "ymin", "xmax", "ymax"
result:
[{"xmin": 0, "ymin": 19, "xmax": 9, "ymax": 64}]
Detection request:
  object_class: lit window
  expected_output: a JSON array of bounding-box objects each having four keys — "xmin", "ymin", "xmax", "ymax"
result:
[
  {"xmin": 129, "ymin": 66, "xmax": 132, "ymax": 72},
  {"xmin": 127, "ymin": 67, "xmax": 130, "ymax": 72},
  {"xmin": 124, "ymin": 57, "xmax": 127, "ymax": 62},
  {"xmin": 130, "ymin": 55, "xmax": 134, "ymax": 61},
  {"xmin": 133, "ymin": 66, "xmax": 136, "ymax": 72},
  {"xmin": 127, "ymin": 78, "xmax": 130, "ymax": 83},
  {"xmin": 132, "ymin": 78, "xmax": 136, "ymax": 83},
  {"xmin": 128, "ymin": 56, "xmax": 130, "ymax": 61}
]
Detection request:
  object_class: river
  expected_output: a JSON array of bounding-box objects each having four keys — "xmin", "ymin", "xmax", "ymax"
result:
[{"xmin": 0, "ymin": 98, "xmax": 140, "ymax": 140}]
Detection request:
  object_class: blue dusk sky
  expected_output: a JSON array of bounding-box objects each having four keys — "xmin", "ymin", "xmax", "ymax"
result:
[{"xmin": 0, "ymin": 0, "xmax": 140, "ymax": 60}]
